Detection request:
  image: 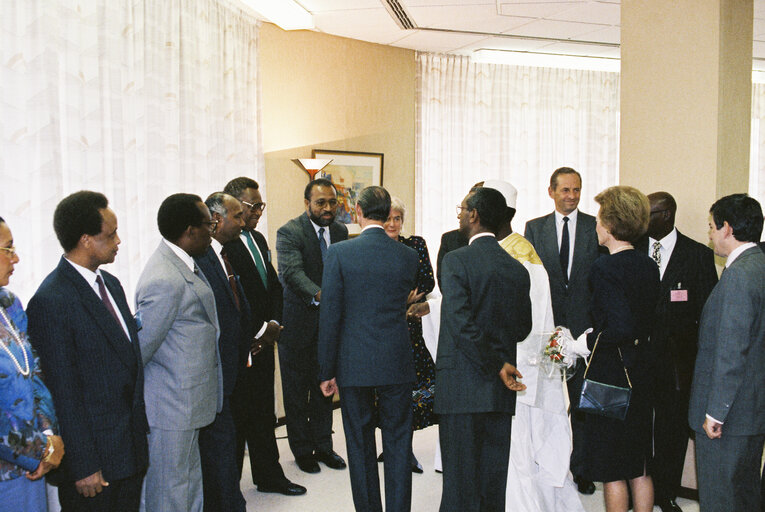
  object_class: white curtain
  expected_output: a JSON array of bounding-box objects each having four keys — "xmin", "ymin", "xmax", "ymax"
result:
[
  {"xmin": 0, "ymin": 0, "xmax": 264, "ymax": 303},
  {"xmin": 750, "ymin": 83, "xmax": 765, "ymax": 208},
  {"xmin": 415, "ymin": 53, "xmax": 620, "ymax": 265}
]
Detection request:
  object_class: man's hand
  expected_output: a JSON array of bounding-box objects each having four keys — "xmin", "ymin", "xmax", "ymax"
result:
[
  {"xmin": 314, "ymin": 290, "xmax": 321, "ymax": 303},
  {"xmin": 406, "ymin": 302, "xmax": 430, "ymax": 319},
  {"xmin": 320, "ymin": 378, "xmax": 338, "ymax": 397},
  {"xmin": 499, "ymin": 363, "xmax": 526, "ymax": 392},
  {"xmin": 406, "ymin": 288, "xmax": 425, "ymax": 306},
  {"xmin": 703, "ymin": 417, "xmax": 723, "ymax": 439},
  {"xmin": 75, "ymin": 470, "xmax": 109, "ymax": 498},
  {"xmin": 252, "ymin": 321, "xmax": 283, "ymax": 356},
  {"xmin": 26, "ymin": 461, "xmax": 55, "ymax": 481}
]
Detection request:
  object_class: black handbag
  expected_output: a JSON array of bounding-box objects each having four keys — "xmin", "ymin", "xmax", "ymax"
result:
[{"xmin": 577, "ymin": 332, "xmax": 632, "ymax": 421}]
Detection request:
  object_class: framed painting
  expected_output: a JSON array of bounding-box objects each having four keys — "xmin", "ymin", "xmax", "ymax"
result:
[{"xmin": 311, "ymin": 149, "xmax": 384, "ymax": 229}]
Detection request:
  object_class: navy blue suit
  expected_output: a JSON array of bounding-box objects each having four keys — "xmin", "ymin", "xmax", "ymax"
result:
[
  {"xmin": 27, "ymin": 257, "xmax": 148, "ymax": 510},
  {"xmin": 318, "ymin": 226, "xmax": 418, "ymax": 512},
  {"xmin": 195, "ymin": 245, "xmax": 251, "ymax": 512}
]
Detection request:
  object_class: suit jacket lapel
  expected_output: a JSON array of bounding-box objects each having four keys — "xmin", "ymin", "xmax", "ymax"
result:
[
  {"xmin": 104, "ymin": 273, "xmax": 144, "ymax": 370},
  {"xmin": 159, "ymin": 242, "xmax": 219, "ymax": 329},
  {"xmin": 570, "ymin": 211, "xmax": 590, "ymax": 277},
  {"xmin": 205, "ymin": 247, "xmax": 238, "ymax": 307},
  {"xmin": 660, "ymin": 232, "xmax": 688, "ymax": 294},
  {"xmin": 329, "ymin": 222, "xmax": 346, "ymax": 244},
  {"xmin": 300, "ymin": 214, "xmax": 323, "ymax": 262},
  {"xmin": 58, "ymin": 259, "xmax": 137, "ymax": 371},
  {"xmin": 541, "ymin": 214, "xmax": 565, "ymax": 283}
]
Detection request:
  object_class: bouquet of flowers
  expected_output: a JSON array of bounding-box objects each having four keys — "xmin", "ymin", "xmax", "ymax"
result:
[{"xmin": 539, "ymin": 326, "xmax": 577, "ymax": 379}]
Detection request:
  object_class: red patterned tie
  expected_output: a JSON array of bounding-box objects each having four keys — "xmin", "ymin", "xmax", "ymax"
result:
[{"xmin": 221, "ymin": 250, "xmax": 242, "ymax": 311}]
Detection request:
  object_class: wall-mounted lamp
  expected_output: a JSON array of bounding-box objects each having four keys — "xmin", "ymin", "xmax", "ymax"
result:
[{"xmin": 292, "ymin": 158, "xmax": 333, "ymax": 180}]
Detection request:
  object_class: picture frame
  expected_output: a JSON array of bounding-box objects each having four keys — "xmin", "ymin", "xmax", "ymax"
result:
[{"xmin": 311, "ymin": 149, "xmax": 384, "ymax": 230}]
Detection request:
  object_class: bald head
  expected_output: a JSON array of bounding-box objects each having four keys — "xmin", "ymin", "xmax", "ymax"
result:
[{"xmin": 646, "ymin": 191, "xmax": 677, "ymax": 240}]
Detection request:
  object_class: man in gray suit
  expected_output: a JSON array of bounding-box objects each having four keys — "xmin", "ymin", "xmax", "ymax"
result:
[
  {"xmin": 437, "ymin": 187, "xmax": 532, "ymax": 512},
  {"xmin": 276, "ymin": 178, "xmax": 348, "ymax": 473},
  {"xmin": 523, "ymin": 166, "xmax": 601, "ymax": 494},
  {"xmin": 689, "ymin": 193, "xmax": 765, "ymax": 512},
  {"xmin": 318, "ymin": 186, "xmax": 419, "ymax": 512},
  {"xmin": 136, "ymin": 193, "xmax": 223, "ymax": 512}
]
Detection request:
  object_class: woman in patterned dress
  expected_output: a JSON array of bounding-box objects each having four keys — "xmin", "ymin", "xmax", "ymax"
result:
[
  {"xmin": 382, "ymin": 197, "xmax": 436, "ymax": 473},
  {"xmin": 0, "ymin": 217, "xmax": 64, "ymax": 511}
]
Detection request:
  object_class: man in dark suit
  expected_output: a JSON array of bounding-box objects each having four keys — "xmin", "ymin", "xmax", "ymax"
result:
[
  {"xmin": 636, "ymin": 192, "xmax": 717, "ymax": 512},
  {"xmin": 194, "ymin": 192, "xmax": 250, "ymax": 512},
  {"xmin": 435, "ymin": 181, "xmax": 484, "ymax": 290},
  {"xmin": 689, "ymin": 194, "xmax": 765, "ymax": 512},
  {"xmin": 27, "ymin": 191, "xmax": 148, "ymax": 511},
  {"xmin": 276, "ymin": 178, "xmax": 348, "ymax": 473},
  {"xmin": 318, "ymin": 186, "xmax": 419, "ymax": 512},
  {"xmin": 436, "ymin": 187, "xmax": 531, "ymax": 512},
  {"xmin": 523, "ymin": 166, "xmax": 601, "ymax": 494},
  {"xmin": 222, "ymin": 177, "xmax": 305, "ymax": 496}
]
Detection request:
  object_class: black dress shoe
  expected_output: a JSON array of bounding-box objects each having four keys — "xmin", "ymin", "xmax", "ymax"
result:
[
  {"xmin": 314, "ymin": 450, "xmax": 347, "ymax": 469},
  {"xmin": 295, "ymin": 455, "xmax": 320, "ymax": 473},
  {"xmin": 656, "ymin": 498, "xmax": 683, "ymax": 512},
  {"xmin": 573, "ymin": 475, "xmax": 596, "ymax": 495},
  {"xmin": 258, "ymin": 479, "xmax": 307, "ymax": 496}
]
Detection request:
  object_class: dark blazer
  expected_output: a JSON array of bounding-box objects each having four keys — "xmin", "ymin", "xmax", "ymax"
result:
[
  {"xmin": 436, "ymin": 229, "xmax": 468, "ymax": 290},
  {"xmin": 434, "ymin": 236, "xmax": 532, "ymax": 415},
  {"xmin": 27, "ymin": 257, "xmax": 149, "ymax": 484},
  {"xmin": 276, "ymin": 213, "xmax": 348, "ymax": 349},
  {"xmin": 195, "ymin": 245, "xmax": 252, "ymax": 396},
  {"xmin": 224, "ymin": 229, "xmax": 282, "ymax": 328},
  {"xmin": 524, "ymin": 211, "xmax": 601, "ymax": 337},
  {"xmin": 689, "ymin": 246, "xmax": 765, "ymax": 435},
  {"xmin": 636, "ymin": 231, "xmax": 717, "ymax": 391},
  {"xmin": 317, "ymin": 226, "xmax": 419, "ymax": 386}
]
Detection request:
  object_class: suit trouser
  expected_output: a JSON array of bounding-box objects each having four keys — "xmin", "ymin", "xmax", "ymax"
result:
[
  {"xmin": 278, "ymin": 340, "xmax": 334, "ymax": 458},
  {"xmin": 59, "ymin": 472, "xmax": 143, "ymax": 512},
  {"xmin": 439, "ymin": 411, "xmax": 512, "ymax": 512},
  {"xmin": 199, "ymin": 397, "xmax": 246, "ymax": 512},
  {"xmin": 231, "ymin": 346, "xmax": 286, "ymax": 485},
  {"xmin": 141, "ymin": 427, "xmax": 204, "ymax": 512},
  {"xmin": 650, "ymin": 376, "xmax": 691, "ymax": 501},
  {"xmin": 696, "ymin": 431, "xmax": 765, "ymax": 512},
  {"xmin": 340, "ymin": 383, "xmax": 413, "ymax": 512}
]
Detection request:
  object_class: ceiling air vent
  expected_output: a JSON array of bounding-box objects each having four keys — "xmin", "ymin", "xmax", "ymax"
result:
[{"xmin": 382, "ymin": 0, "xmax": 417, "ymax": 30}]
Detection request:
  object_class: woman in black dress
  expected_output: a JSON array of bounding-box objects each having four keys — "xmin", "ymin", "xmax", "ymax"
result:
[
  {"xmin": 572, "ymin": 186, "xmax": 660, "ymax": 512},
  {"xmin": 382, "ymin": 197, "xmax": 437, "ymax": 472}
]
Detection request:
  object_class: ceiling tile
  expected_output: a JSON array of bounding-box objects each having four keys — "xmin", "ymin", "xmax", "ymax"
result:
[
  {"xmin": 503, "ymin": 19, "xmax": 608, "ymax": 39},
  {"xmin": 299, "ymin": 0, "xmax": 381, "ymax": 12},
  {"xmin": 313, "ymin": 8, "xmax": 405, "ymax": 45},
  {"xmin": 408, "ymin": 5, "xmax": 531, "ymax": 32},
  {"xmin": 461, "ymin": 36, "xmax": 553, "ymax": 53},
  {"xmin": 581, "ymin": 25, "xmax": 620, "ymax": 44},
  {"xmin": 389, "ymin": 30, "xmax": 489, "ymax": 52},
  {"xmin": 498, "ymin": 1, "xmax": 587, "ymax": 19},
  {"xmin": 547, "ymin": 1, "xmax": 620, "ymax": 25},
  {"xmin": 536, "ymin": 40, "xmax": 620, "ymax": 58}
]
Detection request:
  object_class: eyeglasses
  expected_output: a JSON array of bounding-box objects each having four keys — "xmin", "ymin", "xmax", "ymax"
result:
[
  {"xmin": 202, "ymin": 220, "xmax": 219, "ymax": 232},
  {"xmin": 241, "ymin": 200, "xmax": 266, "ymax": 212},
  {"xmin": 0, "ymin": 246, "xmax": 16, "ymax": 257},
  {"xmin": 456, "ymin": 205, "xmax": 468, "ymax": 215},
  {"xmin": 313, "ymin": 199, "xmax": 338, "ymax": 209}
]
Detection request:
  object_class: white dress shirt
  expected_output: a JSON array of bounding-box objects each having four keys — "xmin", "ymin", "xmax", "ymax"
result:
[
  {"xmin": 648, "ymin": 227, "xmax": 678, "ymax": 279},
  {"xmin": 554, "ymin": 209, "xmax": 578, "ymax": 279}
]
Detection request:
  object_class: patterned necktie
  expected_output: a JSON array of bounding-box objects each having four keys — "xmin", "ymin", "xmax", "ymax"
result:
[
  {"xmin": 651, "ymin": 241, "xmax": 662, "ymax": 267},
  {"xmin": 560, "ymin": 216, "xmax": 570, "ymax": 285},
  {"xmin": 221, "ymin": 249, "xmax": 241, "ymax": 311},
  {"xmin": 96, "ymin": 275, "xmax": 122, "ymax": 329},
  {"xmin": 245, "ymin": 231, "xmax": 268, "ymax": 290},
  {"xmin": 318, "ymin": 227, "xmax": 328, "ymax": 260}
]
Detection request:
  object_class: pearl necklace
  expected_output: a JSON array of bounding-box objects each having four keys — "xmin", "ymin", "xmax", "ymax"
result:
[{"xmin": 0, "ymin": 307, "xmax": 30, "ymax": 377}]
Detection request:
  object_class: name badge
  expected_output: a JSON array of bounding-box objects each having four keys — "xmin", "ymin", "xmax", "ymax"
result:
[{"xmin": 670, "ymin": 289, "xmax": 688, "ymax": 302}]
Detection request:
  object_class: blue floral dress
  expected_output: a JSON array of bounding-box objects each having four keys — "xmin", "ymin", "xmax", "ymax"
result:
[
  {"xmin": 399, "ymin": 236, "xmax": 436, "ymax": 430},
  {"xmin": 0, "ymin": 289, "xmax": 58, "ymax": 483}
]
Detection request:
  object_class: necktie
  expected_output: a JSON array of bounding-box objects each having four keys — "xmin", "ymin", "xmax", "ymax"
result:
[
  {"xmin": 96, "ymin": 275, "xmax": 122, "ymax": 328},
  {"xmin": 245, "ymin": 231, "xmax": 268, "ymax": 289},
  {"xmin": 651, "ymin": 241, "xmax": 662, "ymax": 267},
  {"xmin": 221, "ymin": 249, "xmax": 242, "ymax": 311},
  {"xmin": 318, "ymin": 227, "xmax": 328, "ymax": 260},
  {"xmin": 560, "ymin": 216, "xmax": 570, "ymax": 285}
]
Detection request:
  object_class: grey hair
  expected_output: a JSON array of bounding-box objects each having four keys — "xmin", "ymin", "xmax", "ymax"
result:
[
  {"xmin": 390, "ymin": 197, "xmax": 407, "ymax": 222},
  {"xmin": 205, "ymin": 192, "xmax": 229, "ymax": 216}
]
